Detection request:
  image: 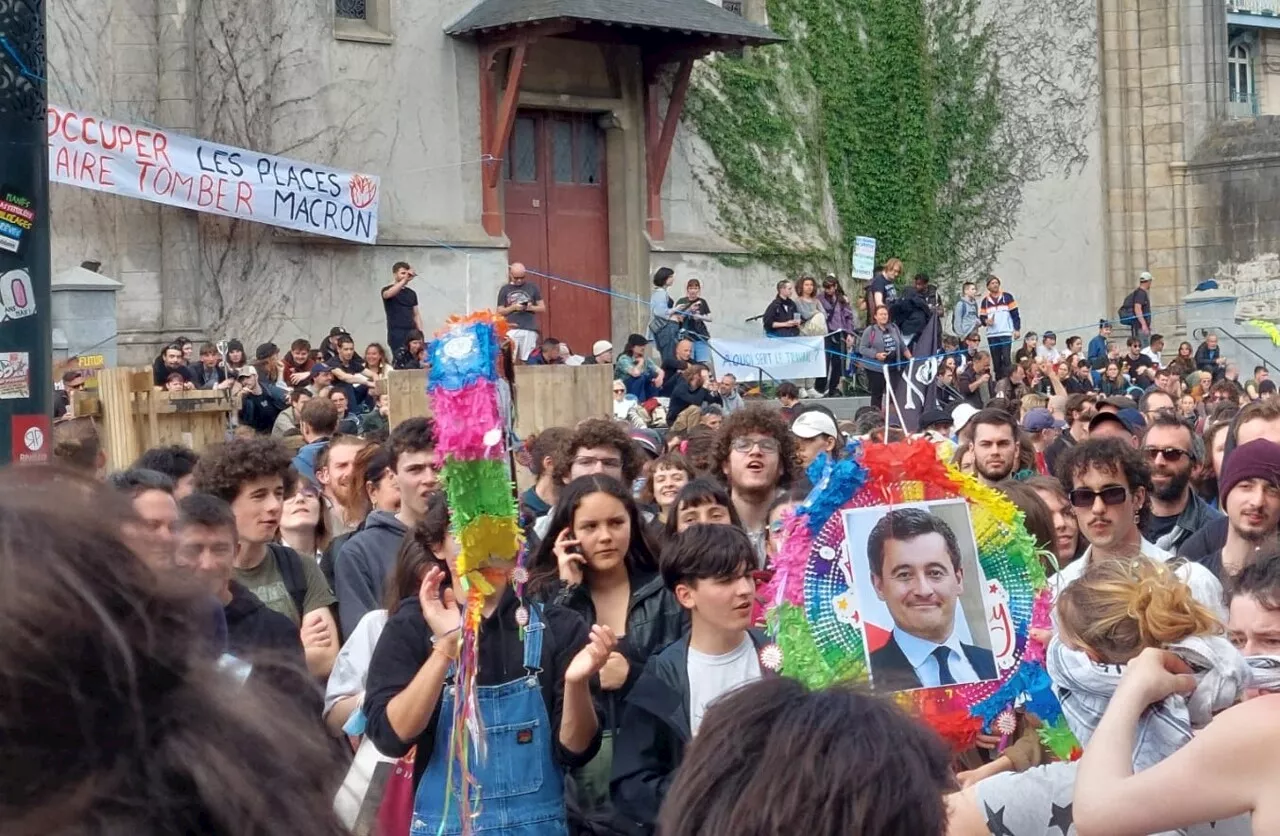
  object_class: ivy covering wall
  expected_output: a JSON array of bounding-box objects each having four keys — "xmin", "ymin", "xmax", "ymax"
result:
[{"xmin": 684, "ymin": 0, "xmax": 1096, "ymax": 288}]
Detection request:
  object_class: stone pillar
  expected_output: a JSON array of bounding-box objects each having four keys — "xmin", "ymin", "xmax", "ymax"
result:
[
  {"xmin": 51, "ymin": 265, "xmax": 124, "ymax": 368},
  {"xmin": 1099, "ymin": 0, "xmax": 1226, "ymax": 337},
  {"xmin": 157, "ymin": 0, "xmax": 203, "ymax": 336}
]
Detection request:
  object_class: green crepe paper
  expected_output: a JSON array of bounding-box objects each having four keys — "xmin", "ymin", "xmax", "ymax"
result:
[
  {"xmin": 773, "ymin": 603, "xmax": 867, "ymax": 689},
  {"xmin": 1037, "ymin": 715, "xmax": 1080, "ymax": 761},
  {"xmin": 442, "ymin": 459, "xmax": 517, "ymax": 529}
]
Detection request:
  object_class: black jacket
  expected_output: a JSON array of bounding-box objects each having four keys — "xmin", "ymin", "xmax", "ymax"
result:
[
  {"xmin": 364, "ymin": 588, "xmax": 600, "ymax": 792},
  {"xmin": 763, "ymin": 297, "xmax": 799, "ymax": 337},
  {"xmin": 892, "ymin": 287, "xmax": 932, "ymax": 340},
  {"xmin": 610, "ymin": 629, "xmax": 768, "ymax": 835},
  {"xmin": 1177, "ymin": 515, "xmax": 1229, "ymax": 579},
  {"xmin": 542, "ymin": 570, "xmax": 688, "ymax": 727},
  {"xmin": 666, "ymin": 379, "xmax": 717, "ymax": 428},
  {"xmin": 239, "ymin": 389, "xmax": 283, "ymax": 433},
  {"xmin": 223, "ymin": 581, "xmax": 321, "ymax": 716}
]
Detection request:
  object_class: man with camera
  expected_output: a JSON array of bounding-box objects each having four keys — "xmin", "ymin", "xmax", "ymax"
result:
[
  {"xmin": 381, "ymin": 261, "xmax": 423, "ymax": 354},
  {"xmin": 497, "ymin": 262, "xmax": 547, "ymax": 361}
]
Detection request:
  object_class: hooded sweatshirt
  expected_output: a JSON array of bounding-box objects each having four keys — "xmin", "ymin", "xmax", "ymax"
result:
[{"xmin": 335, "ymin": 511, "xmax": 409, "ymax": 639}]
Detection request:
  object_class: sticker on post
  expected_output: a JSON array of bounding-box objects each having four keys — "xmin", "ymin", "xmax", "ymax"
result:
[
  {"xmin": 0, "ymin": 185, "xmax": 36, "ymax": 256},
  {"xmin": 0, "ymin": 269, "xmax": 36, "ymax": 322},
  {"xmin": 0, "ymin": 351, "xmax": 30, "ymax": 399},
  {"xmin": 11, "ymin": 414, "xmax": 50, "ymax": 463}
]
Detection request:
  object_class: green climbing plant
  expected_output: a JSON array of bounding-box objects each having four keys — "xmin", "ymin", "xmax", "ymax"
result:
[{"xmin": 683, "ymin": 0, "xmax": 1046, "ymax": 291}]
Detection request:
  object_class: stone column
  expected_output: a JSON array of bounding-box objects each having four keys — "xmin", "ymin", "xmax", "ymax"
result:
[{"xmin": 157, "ymin": 0, "xmax": 203, "ymax": 337}]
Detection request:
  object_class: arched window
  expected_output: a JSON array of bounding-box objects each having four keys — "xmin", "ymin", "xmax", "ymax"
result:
[{"xmin": 1229, "ymin": 43, "xmax": 1253, "ymax": 105}]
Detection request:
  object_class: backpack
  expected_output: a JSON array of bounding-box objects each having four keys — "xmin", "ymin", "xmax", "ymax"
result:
[
  {"xmin": 1118, "ymin": 291, "xmax": 1135, "ymax": 321},
  {"xmin": 267, "ymin": 542, "xmax": 310, "ymax": 622}
]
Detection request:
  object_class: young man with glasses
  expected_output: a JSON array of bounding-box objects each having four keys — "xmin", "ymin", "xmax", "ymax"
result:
[
  {"xmin": 711, "ymin": 405, "xmax": 796, "ymax": 565},
  {"xmin": 1141, "ymin": 413, "xmax": 1223, "ymax": 552},
  {"xmin": 1051, "ymin": 437, "xmax": 1224, "ymax": 615},
  {"xmin": 530, "ymin": 419, "xmax": 643, "ymax": 542}
]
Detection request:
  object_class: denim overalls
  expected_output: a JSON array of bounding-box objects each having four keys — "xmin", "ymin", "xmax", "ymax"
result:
[{"xmin": 411, "ymin": 606, "xmax": 567, "ymax": 835}]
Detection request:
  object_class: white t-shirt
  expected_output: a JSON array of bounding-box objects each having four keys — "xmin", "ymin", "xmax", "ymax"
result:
[{"xmin": 688, "ymin": 634, "xmax": 762, "ymax": 736}]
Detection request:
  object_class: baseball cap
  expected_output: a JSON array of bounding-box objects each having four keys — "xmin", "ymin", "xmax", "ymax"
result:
[
  {"xmin": 236, "ymin": 365, "xmax": 258, "ymax": 379},
  {"xmin": 1089, "ymin": 408, "xmax": 1146, "ymax": 436},
  {"xmin": 628, "ymin": 428, "xmax": 662, "ymax": 458},
  {"xmin": 329, "ymin": 326, "xmax": 347, "ymax": 337},
  {"xmin": 1139, "ymin": 271, "xmax": 1153, "ymax": 283},
  {"xmin": 791, "ymin": 410, "xmax": 839, "ymax": 439},
  {"xmin": 1042, "ymin": 331, "xmax": 1056, "ymax": 340},
  {"xmin": 1022, "ymin": 407, "xmax": 1066, "ymax": 432},
  {"xmin": 311, "ymin": 362, "xmax": 331, "ymax": 374},
  {"xmin": 919, "ymin": 407, "xmax": 953, "ymax": 430},
  {"xmin": 951, "ymin": 403, "xmax": 979, "ymax": 433},
  {"xmin": 592, "ymin": 340, "xmax": 612, "ymax": 358}
]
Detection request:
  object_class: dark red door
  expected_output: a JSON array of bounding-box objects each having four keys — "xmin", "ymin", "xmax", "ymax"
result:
[{"xmin": 504, "ymin": 110, "xmax": 610, "ymax": 356}]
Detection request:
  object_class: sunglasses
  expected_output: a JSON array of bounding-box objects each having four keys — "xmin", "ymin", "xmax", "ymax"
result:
[
  {"xmin": 1068, "ymin": 485, "xmax": 1129, "ymax": 509},
  {"xmin": 1143, "ymin": 446, "xmax": 1190, "ymax": 464}
]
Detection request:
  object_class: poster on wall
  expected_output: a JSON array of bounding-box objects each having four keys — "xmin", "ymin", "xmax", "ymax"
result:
[
  {"xmin": 852, "ymin": 235, "xmax": 877, "ymax": 280},
  {"xmin": 46, "ymin": 105, "xmax": 380, "ymax": 244}
]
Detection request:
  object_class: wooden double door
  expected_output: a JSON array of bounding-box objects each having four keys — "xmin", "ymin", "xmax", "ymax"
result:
[{"xmin": 503, "ymin": 110, "xmax": 611, "ymax": 355}]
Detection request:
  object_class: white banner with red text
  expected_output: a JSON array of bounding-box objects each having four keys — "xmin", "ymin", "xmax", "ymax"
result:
[{"xmin": 47, "ymin": 105, "xmax": 380, "ymax": 244}]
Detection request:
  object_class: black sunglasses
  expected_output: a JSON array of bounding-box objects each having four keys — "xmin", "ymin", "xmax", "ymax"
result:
[
  {"xmin": 1069, "ymin": 485, "xmax": 1129, "ymax": 509},
  {"xmin": 1143, "ymin": 446, "xmax": 1190, "ymax": 464}
]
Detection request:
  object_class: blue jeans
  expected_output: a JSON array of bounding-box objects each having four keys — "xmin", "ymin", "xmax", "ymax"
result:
[{"xmin": 413, "ymin": 607, "xmax": 566, "ymax": 835}]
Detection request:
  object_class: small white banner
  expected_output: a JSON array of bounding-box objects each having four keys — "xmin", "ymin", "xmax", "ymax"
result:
[
  {"xmin": 47, "ymin": 105, "xmax": 380, "ymax": 244},
  {"xmin": 709, "ymin": 335, "xmax": 827, "ymax": 382}
]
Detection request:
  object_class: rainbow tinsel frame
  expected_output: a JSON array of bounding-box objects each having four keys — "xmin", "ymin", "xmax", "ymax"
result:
[
  {"xmin": 427, "ymin": 311, "xmax": 523, "ymax": 830},
  {"xmin": 763, "ymin": 438, "xmax": 1078, "ymax": 758}
]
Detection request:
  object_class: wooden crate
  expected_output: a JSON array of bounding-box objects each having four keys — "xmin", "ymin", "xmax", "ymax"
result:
[{"xmin": 70, "ymin": 367, "xmax": 237, "ymax": 469}]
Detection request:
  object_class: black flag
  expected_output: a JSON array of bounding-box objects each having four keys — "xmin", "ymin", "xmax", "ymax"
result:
[{"xmin": 889, "ymin": 313, "xmax": 942, "ymax": 433}]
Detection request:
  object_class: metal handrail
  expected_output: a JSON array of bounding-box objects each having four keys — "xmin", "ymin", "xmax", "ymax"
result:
[{"xmin": 1192, "ymin": 327, "xmax": 1272, "ymax": 371}]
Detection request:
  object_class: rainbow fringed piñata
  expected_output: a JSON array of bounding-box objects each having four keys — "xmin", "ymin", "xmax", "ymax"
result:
[{"xmin": 427, "ymin": 311, "xmax": 523, "ymax": 831}]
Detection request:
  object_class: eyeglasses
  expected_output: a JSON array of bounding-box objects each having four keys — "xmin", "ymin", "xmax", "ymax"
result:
[
  {"xmin": 574, "ymin": 455, "xmax": 623, "ymax": 470},
  {"xmin": 1068, "ymin": 486, "xmax": 1129, "ymax": 508},
  {"xmin": 1143, "ymin": 446, "xmax": 1191, "ymax": 464},
  {"xmin": 731, "ymin": 437, "xmax": 780, "ymax": 455}
]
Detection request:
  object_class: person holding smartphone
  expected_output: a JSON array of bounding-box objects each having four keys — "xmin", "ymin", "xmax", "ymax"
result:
[
  {"xmin": 382, "ymin": 261, "xmax": 423, "ymax": 354},
  {"xmin": 498, "ymin": 262, "xmax": 546, "ymax": 361}
]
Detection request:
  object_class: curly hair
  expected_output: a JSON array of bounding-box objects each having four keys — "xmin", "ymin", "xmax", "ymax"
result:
[
  {"xmin": 192, "ymin": 437, "xmax": 297, "ymax": 505},
  {"xmin": 551, "ymin": 418, "xmax": 641, "ymax": 485},
  {"xmin": 710, "ymin": 404, "xmax": 795, "ymax": 489},
  {"xmin": 1055, "ymin": 436, "xmax": 1153, "ymax": 529}
]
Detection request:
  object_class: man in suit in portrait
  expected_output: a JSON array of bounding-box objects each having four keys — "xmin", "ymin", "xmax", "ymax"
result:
[{"xmin": 867, "ymin": 507, "xmax": 997, "ymax": 690}]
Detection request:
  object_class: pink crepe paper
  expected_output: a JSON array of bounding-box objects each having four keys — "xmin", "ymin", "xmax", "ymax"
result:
[
  {"xmin": 762, "ymin": 510, "xmax": 814, "ymax": 608},
  {"xmin": 431, "ymin": 379, "xmax": 504, "ymax": 460},
  {"xmin": 1022, "ymin": 589, "xmax": 1055, "ymax": 663}
]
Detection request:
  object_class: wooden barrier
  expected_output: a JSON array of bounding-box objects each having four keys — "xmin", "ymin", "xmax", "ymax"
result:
[
  {"xmin": 386, "ymin": 369, "xmax": 431, "ymax": 430},
  {"xmin": 512, "ymin": 364, "xmax": 612, "ymax": 439},
  {"xmin": 384, "ymin": 365, "xmax": 612, "ymax": 439},
  {"xmin": 71, "ymin": 367, "xmax": 238, "ymax": 469}
]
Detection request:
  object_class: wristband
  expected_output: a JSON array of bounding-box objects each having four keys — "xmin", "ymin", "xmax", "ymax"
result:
[{"xmin": 431, "ymin": 628, "xmax": 461, "ymax": 660}]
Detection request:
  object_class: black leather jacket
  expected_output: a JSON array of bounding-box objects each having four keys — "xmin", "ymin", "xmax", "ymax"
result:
[{"xmin": 542, "ymin": 569, "xmax": 688, "ymax": 729}]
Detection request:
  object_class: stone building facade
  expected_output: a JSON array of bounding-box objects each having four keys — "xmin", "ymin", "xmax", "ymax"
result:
[{"xmin": 40, "ymin": 0, "xmax": 1272, "ymax": 364}]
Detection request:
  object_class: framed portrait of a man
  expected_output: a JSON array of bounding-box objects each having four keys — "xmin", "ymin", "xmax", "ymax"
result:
[{"xmin": 839, "ymin": 500, "xmax": 998, "ymax": 692}]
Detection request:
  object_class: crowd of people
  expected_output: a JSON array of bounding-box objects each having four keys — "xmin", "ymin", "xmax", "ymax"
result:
[{"xmin": 20, "ymin": 259, "xmax": 1280, "ymax": 836}]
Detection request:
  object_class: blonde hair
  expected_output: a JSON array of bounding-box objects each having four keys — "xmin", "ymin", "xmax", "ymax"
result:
[{"xmin": 1056, "ymin": 557, "xmax": 1219, "ymax": 663}]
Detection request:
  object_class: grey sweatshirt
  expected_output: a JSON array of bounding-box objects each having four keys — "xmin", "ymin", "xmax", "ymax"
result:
[{"xmin": 334, "ymin": 510, "xmax": 409, "ymax": 640}]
